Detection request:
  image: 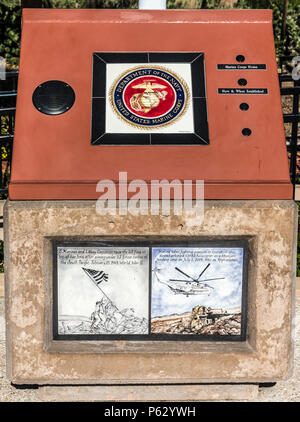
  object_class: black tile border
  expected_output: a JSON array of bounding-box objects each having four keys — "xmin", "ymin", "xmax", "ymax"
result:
[
  {"xmin": 52, "ymin": 238, "xmax": 248, "ymax": 342},
  {"xmin": 91, "ymin": 52, "xmax": 209, "ymax": 146}
]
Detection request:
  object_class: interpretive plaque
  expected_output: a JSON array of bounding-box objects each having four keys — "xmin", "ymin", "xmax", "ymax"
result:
[
  {"xmin": 53, "ymin": 240, "xmax": 248, "ymax": 341},
  {"xmin": 55, "ymin": 245, "xmax": 150, "ymax": 338}
]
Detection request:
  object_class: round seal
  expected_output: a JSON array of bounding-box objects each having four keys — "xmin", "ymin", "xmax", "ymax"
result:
[{"xmin": 109, "ymin": 66, "xmax": 190, "ymax": 129}]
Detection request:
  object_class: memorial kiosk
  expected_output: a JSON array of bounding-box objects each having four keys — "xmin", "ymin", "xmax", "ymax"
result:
[{"xmin": 4, "ymin": 8, "xmax": 297, "ymax": 400}]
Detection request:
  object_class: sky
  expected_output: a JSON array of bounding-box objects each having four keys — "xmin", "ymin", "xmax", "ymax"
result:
[
  {"xmin": 56, "ymin": 245, "xmax": 245, "ymax": 323},
  {"xmin": 57, "ymin": 246, "xmax": 149, "ymax": 320},
  {"xmin": 151, "ymin": 247, "xmax": 244, "ymax": 318}
]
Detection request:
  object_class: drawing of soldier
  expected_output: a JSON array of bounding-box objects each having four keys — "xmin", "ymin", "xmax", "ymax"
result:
[
  {"xmin": 103, "ymin": 298, "xmax": 121, "ymax": 332},
  {"xmin": 91, "ymin": 296, "xmax": 122, "ymax": 333},
  {"xmin": 118, "ymin": 308, "xmax": 148, "ymax": 334},
  {"xmin": 90, "ymin": 300, "xmax": 106, "ymax": 331}
]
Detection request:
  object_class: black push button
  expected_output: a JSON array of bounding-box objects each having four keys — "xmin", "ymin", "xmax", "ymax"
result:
[
  {"xmin": 238, "ymin": 78, "xmax": 247, "ymax": 86},
  {"xmin": 236, "ymin": 55, "xmax": 245, "ymax": 62},
  {"xmin": 242, "ymin": 128, "xmax": 252, "ymax": 136},
  {"xmin": 240, "ymin": 103, "xmax": 249, "ymax": 111}
]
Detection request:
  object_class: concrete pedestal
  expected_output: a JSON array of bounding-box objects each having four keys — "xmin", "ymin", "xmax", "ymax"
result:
[{"xmin": 4, "ymin": 200, "xmax": 297, "ymax": 391}]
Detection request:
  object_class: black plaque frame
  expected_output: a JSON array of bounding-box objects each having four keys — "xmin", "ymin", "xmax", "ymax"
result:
[
  {"xmin": 52, "ymin": 238, "xmax": 248, "ymax": 342},
  {"xmin": 91, "ymin": 52, "xmax": 209, "ymax": 145}
]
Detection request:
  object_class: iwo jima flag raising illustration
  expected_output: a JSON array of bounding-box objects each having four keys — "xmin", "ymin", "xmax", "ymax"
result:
[{"xmin": 58, "ymin": 267, "xmax": 148, "ymax": 335}]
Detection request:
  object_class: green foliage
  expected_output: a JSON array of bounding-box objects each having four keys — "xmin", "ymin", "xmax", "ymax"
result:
[
  {"xmin": 0, "ymin": 115, "xmax": 12, "ymax": 200},
  {"xmin": 276, "ymin": 0, "xmax": 300, "ymax": 57},
  {"xmin": 85, "ymin": 1, "xmax": 138, "ymax": 7},
  {"xmin": 43, "ymin": 0, "xmax": 85, "ymax": 7},
  {"xmin": 0, "ymin": 0, "xmax": 299, "ymax": 67},
  {"xmin": 261, "ymin": 0, "xmax": 300, "ymax": 57},
  {"xmin": 0, "ymin": 116, "xmax": 10, "ymax": 160},
  {"xmin": 0, "ymin": 1, "xmax": 22, "ymax": 68},
  {"xmin": 239, "ymin": 1, "xmax": 299, "ymax": 57},
  {"xmin": 167, "ymin": 1, "xmax": 223, "ymax": 8},
  {"xmin": 1, "ymin": 0, "xmax": 298, "ymax": 67}
]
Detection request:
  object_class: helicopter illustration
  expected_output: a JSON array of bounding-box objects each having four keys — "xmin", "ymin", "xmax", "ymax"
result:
[{"xmin": 153, "ymin": 263, "xmax": 225, "ymax": 297}]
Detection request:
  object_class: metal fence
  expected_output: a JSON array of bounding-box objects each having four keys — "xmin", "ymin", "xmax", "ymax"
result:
[
  {"xmin": 279, "ymin": 73, "xmax": 300, "ymax": 198},
  {"xmin": 0, "ymin": 71, "xmax": 17, "ymax": 197},
  {"xmin": 0, "ymin": 70, "xmax": 299, "ymax": 198}
]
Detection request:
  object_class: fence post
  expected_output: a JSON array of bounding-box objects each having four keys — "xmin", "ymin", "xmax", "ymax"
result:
[{"xmin": 21, "ymin": 0, "xmax": 43, "ymax": 7}]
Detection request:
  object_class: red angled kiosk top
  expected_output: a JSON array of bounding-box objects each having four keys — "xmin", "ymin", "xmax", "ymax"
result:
[{"xmin": 9, "ymin": 9, "xmax": 292, "ymax": 200}]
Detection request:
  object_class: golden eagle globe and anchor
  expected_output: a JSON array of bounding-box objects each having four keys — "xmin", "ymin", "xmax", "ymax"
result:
[
  {"xmin": 109, "ymin": 66, "xmax": 190, "ymax": 129},
  {"xmin": 129, "ymin": 80, "xmax": 168, "ymax": 114}
]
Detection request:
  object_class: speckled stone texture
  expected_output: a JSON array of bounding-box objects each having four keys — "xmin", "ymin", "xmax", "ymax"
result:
[
  {"xmin": 4, "ymin": 200, "xmax": 297, "ymax": 386},
  {"xmin": 38, "ymin": 384, "xmax": 259, "ymax": 402}
]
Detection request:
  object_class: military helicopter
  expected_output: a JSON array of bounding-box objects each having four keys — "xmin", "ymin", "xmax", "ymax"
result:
[{"xmin": 153, "ymin": 263, "xmax": 225, "ymax": 297}]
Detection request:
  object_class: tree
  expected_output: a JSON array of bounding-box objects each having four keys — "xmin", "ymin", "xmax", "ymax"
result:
[
  {"xmin": 0, "ymin": 0, "xmax": 299, "ymax": 67},
  {"xmin": 0, "ymin": 1, "xmax": 22, "ymax": 68}
]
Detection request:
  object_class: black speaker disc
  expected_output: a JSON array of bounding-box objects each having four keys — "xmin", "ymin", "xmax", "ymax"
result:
[{"xmin": 32, "ymin": 80, "xmax": 75, "ymax": 115}]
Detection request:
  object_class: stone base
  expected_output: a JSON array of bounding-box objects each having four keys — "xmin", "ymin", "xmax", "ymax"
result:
[
  {"xmin": 4, "ymin": 200, "xmax": 297, "ymax": 385},
  {"xmin": 0, "ymin": 274, "xmax": 4, "ymax": 298},
  {"xmin": 39, "ymin": 384, "xmax": 259, "ymax": 402}
]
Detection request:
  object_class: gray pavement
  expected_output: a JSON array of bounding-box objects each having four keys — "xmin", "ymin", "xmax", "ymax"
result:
[{"xmin": 0, "ymin": 298, "xmax": 4, "ymax": 341}]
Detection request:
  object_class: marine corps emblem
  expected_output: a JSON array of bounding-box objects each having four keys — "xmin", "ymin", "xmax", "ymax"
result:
[{"xmin": 109, "ymin": 66, "xmax": 190, "ymax": 129}]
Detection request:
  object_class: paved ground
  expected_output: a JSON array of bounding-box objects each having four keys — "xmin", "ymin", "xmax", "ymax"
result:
[{"xmin": 0, "ymin": 296, "xmax": 299, "ymax": 402}]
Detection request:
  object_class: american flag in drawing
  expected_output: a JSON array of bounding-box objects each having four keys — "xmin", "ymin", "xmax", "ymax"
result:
[{"xmin": 82, "ymin": 267, "xmax": 109, "ymax": 286}]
